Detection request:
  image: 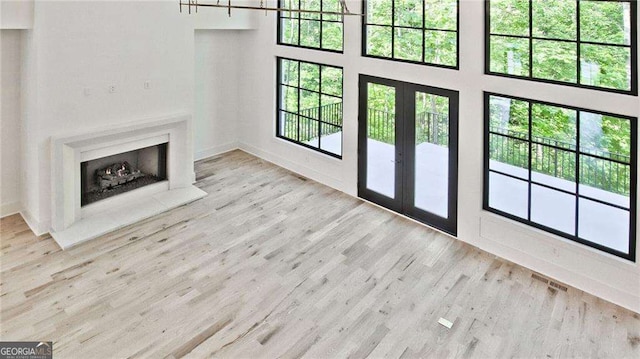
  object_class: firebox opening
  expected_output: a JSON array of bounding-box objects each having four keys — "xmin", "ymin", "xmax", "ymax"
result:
[{"xmin": 81, "ymin": 143, "xmax": 168, "ymax": 206}]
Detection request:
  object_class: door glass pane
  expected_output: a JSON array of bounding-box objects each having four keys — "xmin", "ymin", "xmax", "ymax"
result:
[
  {"xmin": 366, "ymin": 83, "xmax": 396, "ymax": 198},
  {"xmin": 414, "ymin": 92, "xmax": 449, "ymax": 217}
]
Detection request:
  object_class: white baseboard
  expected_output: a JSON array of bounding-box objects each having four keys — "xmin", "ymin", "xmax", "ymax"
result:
[
  {"xmin": 19, "ymin": 209, "xmax": 49, "ymax": 236},
  {"xmin": 0, "ymin": 201, "xmax": 22, "ymax": 218},
  {"xmin": 238, "ymin": 142, "xmax": 345, "ymax": 192},
  {"xmin": 195, "ymin": 142, "xmax": 239, "ymax": 161}
]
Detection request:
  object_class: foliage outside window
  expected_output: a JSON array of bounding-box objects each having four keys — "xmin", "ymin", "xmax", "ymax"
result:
[
  {"xmin": 487, "ymin": 0, "xmax": 637, "ymax": 94},
  {"xmin": 484, "ymin": 93, "xmax": 636, "ymax": 260},
  {"xmin": 364, "ymin": 0, "xmax": 459, "ymax": 68},
  {"xmin": 365, "ymin": 84, "xmax": 450, "ymax": 147},
  {"xmin": 277, "ymin": 58, "xmax": 344, "ymax": 157},
  {"xmin": 278, "ymin": 0, "xmax": 344, "ymax": 51}
]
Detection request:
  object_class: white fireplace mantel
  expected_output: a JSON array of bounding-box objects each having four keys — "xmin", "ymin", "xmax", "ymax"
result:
[{"xmin": 50, "ymin": 114, "xmax": 207, "ymax": 249}]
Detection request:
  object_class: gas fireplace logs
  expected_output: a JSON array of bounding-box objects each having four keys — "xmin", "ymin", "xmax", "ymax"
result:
[{"xmin": 96, "ymin": 161, "xmax": 145, "ymax": 190}]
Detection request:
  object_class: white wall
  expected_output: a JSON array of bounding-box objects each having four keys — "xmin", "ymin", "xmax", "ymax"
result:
[
  {"xmin": 1, "ymin": 0, "xmax": 34, "ymax": 29},
  {"xmin": 235, "ymin": 0, "xmax": 640, "ymax": 312},
  {"xmin": 0, "ymin": 30, "xmax": 22, "ymax": 216},
  {"xmin": 18, "ymin": 27, "xmax": 39, "ymax": 229},
  {"xmin": 194, "ymin": 30, "xmax": 243, "ymax": 160}
]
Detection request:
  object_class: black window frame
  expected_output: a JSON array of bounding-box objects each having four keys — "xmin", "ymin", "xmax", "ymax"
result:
[
  {"xmin": 485, "ymin": 0, "xmax": 638, "ymax": 96},
  {"xmin": 277, "ymin": 0, "xmax": 345, "ymax": 53},
  {"xmin": 483, "ymin": 92, "xmax": 637, "ymax": 261},
  {"xmin": 361, "ymin": 0, "xmax": 460, "ymax": 69},
  {"xmin": 276, "ymin": 57, "xmax": 344, "ymax": 159}
]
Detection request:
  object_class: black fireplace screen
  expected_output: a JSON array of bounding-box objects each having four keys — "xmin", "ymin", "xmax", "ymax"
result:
[{"xmin": 81, "ymin": 143, "xmax": 168, "ymax": 206}]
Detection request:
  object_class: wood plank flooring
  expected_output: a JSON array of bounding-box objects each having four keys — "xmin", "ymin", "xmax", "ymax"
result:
[{"xmin": 1, "ymin": 150, "xmax": 639, "ymax": 358}]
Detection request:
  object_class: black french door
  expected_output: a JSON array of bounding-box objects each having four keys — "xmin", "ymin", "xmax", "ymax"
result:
[{"xmin": 358, "ymin": 75, "xmax": 458, "ymax": 235}]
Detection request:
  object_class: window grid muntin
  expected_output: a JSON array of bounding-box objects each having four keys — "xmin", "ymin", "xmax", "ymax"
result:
[
  {"xmin": 490, "ymin": 33, "xmax": 632, "ymax": 49},
  {"xmin": 277, "ymin": 0, "xmax": 344, "ymax": 52},
  {"xmin": 362, "ymin": 0, "xmax": 460, "ymax": 69},
  {"xmin": 277, "ymin": 58, "xmax": 344, "ymax": 158},
  {"xmin": 484, "ymin": 92, "xmax": 637, "ymax": 261},
  {"xmin": 485, "ymin": 0, "xmax": 637, "ymax": 95}
]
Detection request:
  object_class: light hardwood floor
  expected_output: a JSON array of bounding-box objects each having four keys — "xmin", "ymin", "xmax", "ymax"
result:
[{"xmin": 1, "ymin": 150, "xmax": 639, "ymax": 358}]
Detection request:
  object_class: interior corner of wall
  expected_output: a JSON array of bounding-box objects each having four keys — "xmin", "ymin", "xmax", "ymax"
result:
[
  {"xmin": 0, "ymin": 201, "xmax": 23, "ymax": 218},
  {"xmin": 19, "ymin": 208, "xmax": 48, "ymax": 236}
]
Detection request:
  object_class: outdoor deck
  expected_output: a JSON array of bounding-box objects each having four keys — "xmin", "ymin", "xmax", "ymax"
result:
[{"xmin": 309, "ymin": 133, "xmax": 629, "ymax": 253}]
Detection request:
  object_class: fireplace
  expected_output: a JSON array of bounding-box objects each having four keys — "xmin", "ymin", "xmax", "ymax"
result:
[
  {"xmin": 50, "ymin": 114, "xmax": 207, "ymax": 249},
  {"xmin": 80, "ymin": 143, "xmax": 168, "ymax": 206}
]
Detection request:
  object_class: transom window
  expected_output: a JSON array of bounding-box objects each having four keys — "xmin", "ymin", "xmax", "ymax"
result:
[
  {"xmin": 278, "ymin": 0, "xmax": 344, "ymax": 51},
  {"xmin": 486, "ymin": 0, "xmax": 637, "ymax": 94},
  {"xmin": 484, "ymin": 93, "xmax": 637, "ymax": 260},
  {"xmin": 277, "ymin": 58, "xmax": 344, "ymax": 157},
  {"xmin": 363, "ymin": 0, "xmax": 459, "ymax": 68}
]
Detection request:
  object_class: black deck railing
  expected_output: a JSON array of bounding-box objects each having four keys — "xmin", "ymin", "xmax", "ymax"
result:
[
  {"xmin": 416, "ymin": 110, "xmax": 449, "ymax": 146},
  {"xmin": 284, "ymin": 104, "xmax": 630, "ymax": 196},
  {"xmin": 281, "ymin": 102, "xmax": 343, "ymax": 142},
  {"xmin": 490, "ymin": 126, "xmax": 631, "ymax": 196},
  {"xmin": 367, "ymin": 108, "xmax": 449, "ymax": 146}
]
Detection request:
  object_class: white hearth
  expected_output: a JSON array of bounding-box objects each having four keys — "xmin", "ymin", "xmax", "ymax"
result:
[{"xmin": 50, "ymin": 114, "xmax": 207, "ymax": 249}]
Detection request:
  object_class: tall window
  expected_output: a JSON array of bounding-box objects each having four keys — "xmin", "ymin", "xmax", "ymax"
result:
[
  {"xmin": 278, "ymin": 0, "xmax": 344, "ymax": 51},
  {"xmin": 486, "ymin": 0, "xmax": 637, "ymax": 94},
  {"xmin": 484, "ymin": 93, "xmax": 637, "ymax": 260},
  {"xmin": 277, "ymin": 58, "xmax": 344, "ymax": 157},
  {"xmin": 363, "ymin": 0, "xmax": 459, "ymax": 68}
]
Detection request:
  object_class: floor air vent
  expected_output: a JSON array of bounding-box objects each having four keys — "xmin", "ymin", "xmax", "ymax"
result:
[
  {"xmin": 531, "ymin": 273, "xmax": 569, "ymax": 292},
  {"xmin": 549, "ymin": 281, "xmax": 568, "ymax": 292},
  {"xmin": 531, "ymin": 273, "xmax": 549, "ymax": 284}
]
